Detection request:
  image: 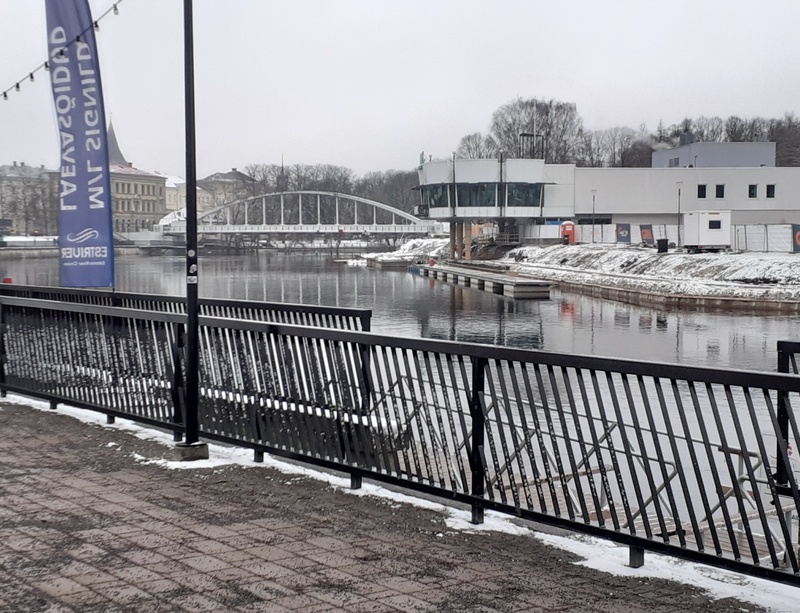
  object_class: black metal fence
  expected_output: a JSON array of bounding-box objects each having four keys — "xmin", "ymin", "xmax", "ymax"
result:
[
  {"xmin": 2, "ymin": 294, "xmax": 800, "ymax": 586},
  {"xmin": 0, "ymin": 283, "xmax": 371, "ymax": 331}
]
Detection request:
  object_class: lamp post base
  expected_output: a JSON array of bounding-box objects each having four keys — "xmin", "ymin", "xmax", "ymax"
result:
[{"xmin": 173, "ymin": 441, "xmax": 209, "ymax": 461}]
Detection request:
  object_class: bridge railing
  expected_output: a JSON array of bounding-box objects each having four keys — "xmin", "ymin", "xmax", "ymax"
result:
[
  {"xmin": 2, "ymin": 295, "xmax": 800, "ymax": 587},
  {"xmin": 0, "ymin": 283, "xmax": 371, "ymax": 331}
]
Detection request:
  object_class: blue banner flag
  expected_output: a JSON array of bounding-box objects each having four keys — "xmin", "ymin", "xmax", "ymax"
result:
[{"xmin": 45, "ymin": 0, "xmax": 115, "ymax": 287}]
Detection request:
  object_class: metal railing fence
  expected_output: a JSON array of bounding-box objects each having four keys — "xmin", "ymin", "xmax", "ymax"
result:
[
  {"xmin": 2, "ymin": 295, "xmax": 800, "ymax": 586},
  {"xmin": 0, "ymin": 283, "xmax": 371, "ymax": 331}
]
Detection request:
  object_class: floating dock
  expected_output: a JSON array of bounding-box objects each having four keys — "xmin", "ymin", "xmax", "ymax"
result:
[
  {"xmin": 367, "ymin": 259, "xmax": 412, "ymax": 270},
  {"xmin": 409, "ymin": 263, "xmax": 551, "ymax": 299}
]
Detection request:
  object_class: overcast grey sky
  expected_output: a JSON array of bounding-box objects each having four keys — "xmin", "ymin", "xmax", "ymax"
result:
[{"xmin": 2, "ymin": 0, "xmax": 800, "ymax": 178}]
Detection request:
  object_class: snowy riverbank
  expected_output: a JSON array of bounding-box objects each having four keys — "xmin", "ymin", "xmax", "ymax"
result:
[
  {"xmin": 363, "ymin": 240, "xmax": 800, "ymax": 305},
  {"xmin": 498, "ymin": 243, "xmax": 800, "ymax": 303}
]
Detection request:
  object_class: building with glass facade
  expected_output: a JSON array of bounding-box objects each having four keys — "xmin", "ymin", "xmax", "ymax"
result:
[{"xmin": 416, "ymin": 149, "xmax": 800, "ymax": 254}]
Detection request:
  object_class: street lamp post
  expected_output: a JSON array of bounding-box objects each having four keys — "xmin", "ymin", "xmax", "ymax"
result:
[
  {"xmin": 176, "ymin": 0, "xmax": 208, "ymax": 461},
  {"xmin": 676, "ymin": 181, "xmax": 683, "ymax": 248},
  {"xmin": 591, "ymin": 189, "xmax": 597, "ymax": 243}
]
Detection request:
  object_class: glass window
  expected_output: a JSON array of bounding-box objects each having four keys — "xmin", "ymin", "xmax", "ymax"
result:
[
  {"xmin": 748, "ymin": 184, "xmax": 757, "ymax": 198},
  {"xmin": 715, "ymin": 184, "xmax": 725, "ymax": 198},
  {"xmin": 708, "ymin": 220, "xmax": 722, "ymax": 230},
  {"xmin": 506, "ymin": 183, "xmax": 543, "ymax": 207},
  {"xmin": 767, "ymin": 184, "xmax": 776, "ymax": 198},
  {"xmin": 426, "ymin": 184, "xmax": 450, "ymax": 208},
  {"xmin": 456, "ymin": 183, "xmax": 495, "ymax": 207},
  {"xmin": 697, "ymin": 184, "xmax": 706, "ymax": 198}
]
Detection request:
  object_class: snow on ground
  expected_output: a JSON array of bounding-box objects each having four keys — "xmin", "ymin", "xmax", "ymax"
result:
[
  {"xmin": 359, "ymin": 238, "xmax": 449, "ymax": 263},
  {"xmin": 499, "ymin": 244, "xmax": 800, "ymax": 301},
  {"xmin": 7, "ymin": 393, "xmax": 798, "ymax": 612}
]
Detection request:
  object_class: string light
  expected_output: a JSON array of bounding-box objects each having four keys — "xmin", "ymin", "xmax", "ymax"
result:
[{"xmin": 1, "ymin": 0, "xmax": 125, "ymax": 102}]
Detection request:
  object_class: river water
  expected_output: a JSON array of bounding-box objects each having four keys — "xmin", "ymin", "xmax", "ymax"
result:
[{"xmin": 6, "ymin": 252, "xmax": 799, "ymax": 372}]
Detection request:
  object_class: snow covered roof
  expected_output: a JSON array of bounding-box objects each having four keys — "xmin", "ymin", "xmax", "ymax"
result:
[
  {"xmin": 0, "ymin": 163, "xmax": 53, "ymax": 178},
  {"xmin": 110, "ymin": 163, "xmax": 163, "ymax": 179},
  {"xmin": 151, "ymin": 172, "xmax": 186, "ymax": 188}
]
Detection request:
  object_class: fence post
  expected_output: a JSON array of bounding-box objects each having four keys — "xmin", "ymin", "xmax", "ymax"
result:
[
  {"xmin": 169, "ymin": 324, "xmax": 187, "ymax": 442},
  {"xmin": 776, "ymin": 342, "xmax": 791, "ymax": 485},
  {"xmin": 470, "ymin": 356, "xmax": 487, "ymax": 524},
  {"xmin": 0, "ymin": 302, "xmax": 5, "ymax": 398},
  {"xmin": 359, "ymin": 313, "xmax": 372, "ymax": 412}
]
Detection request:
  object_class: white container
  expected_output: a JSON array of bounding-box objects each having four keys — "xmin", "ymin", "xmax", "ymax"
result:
[{"xmin": 682, "ymin": 210, "xmax": 731, "ymax": 252}]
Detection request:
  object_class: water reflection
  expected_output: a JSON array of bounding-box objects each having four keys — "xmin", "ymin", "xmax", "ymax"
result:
[{"xmin": 4, "ymin": 253, "xmax": 798, "ymax": 372}]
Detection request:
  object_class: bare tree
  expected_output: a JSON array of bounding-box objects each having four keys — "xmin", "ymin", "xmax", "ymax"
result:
[
  {"xmin": 456, "ymin": 132, "xmax": 494, "ymax": 158},
  {"xmin": 575, "ymin": 131, "xmax": 605, "ymax": 167},
  {"xmin": 485, "ymin": 97, "xmax": 584, "ymax": 163},
  {"xmin": 769, "ymin": 113, "xmax": 800, "ymax": 166},
  {"xmin": 725, "ymin": 115, "xmax": 747, "ymax": 141},
  {"xmin": 692, "ymin": 116, "xmax": 725, "ymax": 142},
  {"xmin": 354, "ymin": 170, "xmax": 418, "ymax": 215}
]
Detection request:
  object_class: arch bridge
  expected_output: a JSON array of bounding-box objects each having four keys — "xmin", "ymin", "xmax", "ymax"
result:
[{"xmin": 161, "ymin": 191, "xmax": 438, "ymax": 242}]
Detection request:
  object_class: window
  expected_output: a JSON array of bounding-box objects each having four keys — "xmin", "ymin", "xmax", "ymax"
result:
[
  {"xmin": 456, "ymin": 183, "xmax": 496, "ymax": 207},
  {"xmin": 767, "ymin": 184, "xmax": 776, "ymax": 198},
  {"xmin": 697, "ymin": 184, "xmax": 706, "ymax": 198},
  {"xmin": 748, "ymin": 184, "xmax": 757, "ymax": 198},
  {"xmin": 425, "ymin": 184, "xmax": 451, "ymax": 208},
  {"xmin": 715, "ymin": 184, "xmax": 725, "ymax": 198},
  {"xmin": 668, "ymin": 157, "xmax": 680, "ymax": 168},
  {"xmin": 708, "ymin": 220, "xmax": 722, "ymax": 230},
  {"xmin": 506, "ymin": 183, "xmax": 543, "ymax": 207}
]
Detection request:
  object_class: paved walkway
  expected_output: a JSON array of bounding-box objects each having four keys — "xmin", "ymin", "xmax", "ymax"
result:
[{"xmin": 0, "ymin": 401, "xmax": 764, "ymax": 613}]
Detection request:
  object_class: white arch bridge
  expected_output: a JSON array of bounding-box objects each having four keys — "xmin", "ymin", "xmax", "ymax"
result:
[{"xmin": 161, "ymin": 191, "xmax": 439, "ymax": 243}]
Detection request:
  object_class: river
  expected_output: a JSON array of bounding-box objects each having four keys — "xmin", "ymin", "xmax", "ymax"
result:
[{"xmin": 5, "ymin": 252, "xmax": 799, "ymax": 372}]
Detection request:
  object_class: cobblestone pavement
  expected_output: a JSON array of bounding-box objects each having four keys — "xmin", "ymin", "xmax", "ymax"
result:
[{"xmin": 0, "ymin": 402, "xmax": 767, "ymax": 613}]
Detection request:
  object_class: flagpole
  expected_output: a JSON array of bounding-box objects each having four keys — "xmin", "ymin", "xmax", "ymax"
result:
[{"xmin": 176, "ymin": 0, "xmax": 207, "ymax": 460}]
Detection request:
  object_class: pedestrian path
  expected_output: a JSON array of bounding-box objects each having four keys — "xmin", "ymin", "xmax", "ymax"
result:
[{"xmin": 0, "ymin": 400, "xmax": 772, "ymax": 612}]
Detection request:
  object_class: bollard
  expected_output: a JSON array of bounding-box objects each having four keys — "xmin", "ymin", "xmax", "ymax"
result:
[{"xmin": 629, "ymin": 546, "xmax": 645, "ymax": 568}]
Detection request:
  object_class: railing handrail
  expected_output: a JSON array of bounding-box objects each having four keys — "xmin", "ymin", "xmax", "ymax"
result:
[
  {"xmin": 2, "ymin": 295, "xmax": 798, "ymax": 393},
  {"xmin": 0, "ymin": 283, "xmax": 372, "ymax": 324}
]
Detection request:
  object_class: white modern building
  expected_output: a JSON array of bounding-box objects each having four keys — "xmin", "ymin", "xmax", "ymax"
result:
[
  {"xmin": 416, "ymin": 143, "xmax": 800, "ymax": 255},
  {"xmin": 651, "ymin": 136, "xmax": 775, "ymax": 169}
]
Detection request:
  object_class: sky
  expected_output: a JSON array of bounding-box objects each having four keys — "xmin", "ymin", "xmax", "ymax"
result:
[
  {"xmin": 3, "ymin": 0, "xmax": 800, "ymax": 179},
  {"xmin": 13, "ymin": 394, "xmax": 800, "ymax": 612}
]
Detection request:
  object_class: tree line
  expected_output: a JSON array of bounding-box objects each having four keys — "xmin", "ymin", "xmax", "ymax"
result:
[{"xmin": 454, "ymin": 97, "xmax": 800, "ymax": 167}]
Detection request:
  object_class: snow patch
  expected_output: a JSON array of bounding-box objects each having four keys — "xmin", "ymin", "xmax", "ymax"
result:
[
  {"xmin": 498, "ymin": 243, "xmax": 800, "ymax": 301},
  {"xmin": 361, "ymin": 238, "xmax": 449, "ymax": 263}
]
